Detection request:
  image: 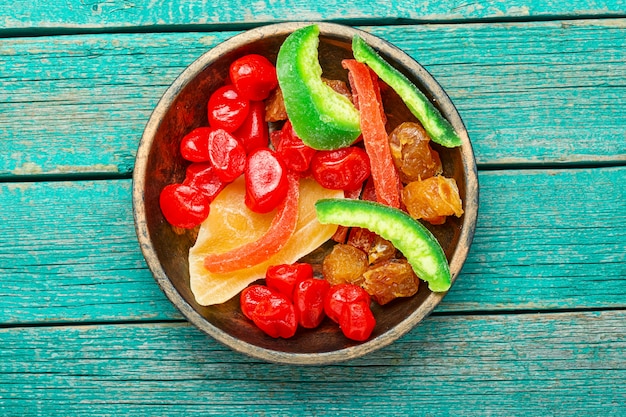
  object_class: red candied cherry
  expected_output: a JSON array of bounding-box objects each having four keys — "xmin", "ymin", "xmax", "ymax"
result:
[
  {"xmin": 245, "ymin": 148, "xmax": 289, "ymax": 213},
  {"xmin": 233, "ymin": 100, "xmax": 270, "ymax": 154},
  {"xmin": 324, "ymin": 283, "xmax": 371, "ymax": 324},
  {"xmin": 180, "ymin": 127, "xmax": 212, "ymax": 162},
  {"xmin": 241, "ymin": 285, "xmax": 298, "ymax": 339},
  {"xmin": 207, "ymin": 84, "xmax": 250, "ymax": 132},
  {"xmin": 159, "ymin": 183, "xmax": 211, "ymax": 229},
  {"xmin": 311, "ymin": 147, "xmax": 371, "ymax": 191},
  {"xmin": 183, "ymin": 162, "xmax": 227, "ymax": 201},
  {"xmin": 339, "ymin": 300, "xmax": 376, "ymax": 341},
  {"xmin": 229, "ymin": 54, "xmax": 278, "ymax": 101},
  {"xmin": 207, "ymin": 128, "xmax": 246, "ymax": 183},
  {"xmin": 269, "ymin": 129, "xmax": 282, "ymax": 150},
  {"xmin": 276, "ymin": 120, "xmax": 317, "ymax": 173},
  {"xmin": 293, "ymin": 278, "xmax": 331, "ymax": 329},
  {"xmin": 265, "ymin": 263, "xmax": 314, "ymax": 299},
  {"xmin": 240, "ymin": 285, "xmax": 275, "ymax": 321}
]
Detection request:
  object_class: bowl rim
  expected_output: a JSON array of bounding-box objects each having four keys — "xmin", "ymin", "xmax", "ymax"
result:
[{"xmin": 132, "ymin": 21, "xmax": 479, "ymax": 365}]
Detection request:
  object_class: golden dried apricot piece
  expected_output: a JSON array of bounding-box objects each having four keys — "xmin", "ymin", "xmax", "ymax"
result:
[
  {"xmin": 367, "ymin": 236, "xmax": 396, "ymax": 265},
  {"xmin": 389, "ymin": 122, "xmax": 442, "ymax": 183},
  {"xmin": 322, "ymin": 243, "xmax": 368, "ymax": 286},
  {"xmin": 361, "ymin": 259, "xmax": 420, "ymax": 305},
  {"xmin": 402, "ymin": 175, "xmax": 464, "ymax": 224},
  {"xmin": 265, "ymin": 87, "xmax": 288, "ymax": 122}
]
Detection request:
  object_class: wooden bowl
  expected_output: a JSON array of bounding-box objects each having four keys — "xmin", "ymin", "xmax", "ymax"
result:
[{"xmin": 133, "ymin": 22, "xmax": 478, "ymax": 364}]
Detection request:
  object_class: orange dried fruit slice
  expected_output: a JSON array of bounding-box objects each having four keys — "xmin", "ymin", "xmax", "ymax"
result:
[{"xmin": 189, "ymin": 176, "xmax": 343, "ymax": 306}]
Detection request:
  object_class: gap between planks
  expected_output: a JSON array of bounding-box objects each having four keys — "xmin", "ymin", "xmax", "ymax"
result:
[
  {"xmin": 1, "ymin": 13, "xmax": 626, "ymax": 39},
  {"xmin": 3, "ymin": 161, "xmax": 626, "ymax": 184},
  {"xmin": 1, "ymin": 306, "xmax": 624, "ymax": 331}
]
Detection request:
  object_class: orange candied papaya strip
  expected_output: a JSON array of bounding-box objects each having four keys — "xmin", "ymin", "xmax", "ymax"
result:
[
  {"xmin": 342, "ymin": 59, "xmax": 400, "ymax": 208},
  {"xmin": 203, "ymin": 173, "xmax": 299, "ymax": 274}
]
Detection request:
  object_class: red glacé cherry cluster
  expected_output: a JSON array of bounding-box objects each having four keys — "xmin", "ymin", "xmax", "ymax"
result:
[
  {"xmin": 241, "ymin": 263, "xmax": 376, "ymax": 341},
  {"xmin": 159, "ymin": 54, "xmax": 371, "ymax": 229},
  {"xmin": 159, "ymin": 54, "xmax": 281, "ymax": 228}
]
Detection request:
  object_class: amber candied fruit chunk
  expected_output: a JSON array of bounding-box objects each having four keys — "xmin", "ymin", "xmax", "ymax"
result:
[
  {"xmin": 265, "ymin": 87, "xmax": 288, "ymax": 122},
  {"xmin": 361, "ymin": 259, "xmax": 420, "ymax": 305},
  {"xmin": 388, "ymin": 122, "xmax": 442, "ymax": 183},
  {"xmin": 402, "ymin": 175, "xmax": 464, "ymax": 225},
  {"xmin": 367, "ymin": 236, "xmax": 396, "ymax": 265},
  {"xmin": 321, "ymin": 78, "xmax": 353, "ymax": 102},
  {"xmin": 322, "ymin": 244, "xmax": 368, "ymax": 286},
  {"xmin": 347, "ymin": 227, "xmax": 376, "ymax": 253}
]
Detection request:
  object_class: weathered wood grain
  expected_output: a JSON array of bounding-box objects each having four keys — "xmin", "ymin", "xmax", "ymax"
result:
[
  {"xmin": 2, "ymin": 2, "xmax": 624, "ymax": 414},
  {"xmin": 1, "ymin": 20, "xmax": 625, "ymax": 178},
  {"xmin": 1, "ymin": 167, "xmax": 624, "ymax": 324},
  {"xmin": 0, "ymin": 33, "xmax": 222, "ymax": 179},
  {"xmin": 448, "ymin": 166, "xmax": 626, "ymax": 311},
  {"xmin": 0, "ymin": 180, "xmax": 181, "ymax": 323},
  {"xmin": 368, "ymin": 21, "xmax": 626, "ymax": 167},
  {"xmin": 0, "ymin": 310, "xmax": 624, "ymax": 415},
  {"xmin": 0, "ymin": 0, "xmax": 624, "ymax": 33}
]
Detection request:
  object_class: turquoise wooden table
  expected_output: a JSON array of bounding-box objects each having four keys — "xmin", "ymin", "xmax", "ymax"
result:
[{"xmin": 1, "ymin": 1, "xmax": 625, "ymax": 415}]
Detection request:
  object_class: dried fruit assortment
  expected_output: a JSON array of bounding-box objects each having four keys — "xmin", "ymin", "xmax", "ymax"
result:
[{"xmin": 159, "ymin": 24, "xmax": 464, "ymax": 342}]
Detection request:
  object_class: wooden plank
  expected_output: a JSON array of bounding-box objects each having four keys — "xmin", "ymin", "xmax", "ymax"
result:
[
  {"xmin": 0, "ymin": 0, "xmax": 624, "ymax": 32},
  {"xmin": 0, "ymin": 33, "xmax": 233, "ymax": 179},
  {"xmin": 0, "ymin": 310, "xmax": 624, "ymax": 415},
  {"xmin": 1, "ymin": 20, "xmax": 625, "ymax": 178},
  {"xmin": 368, "ymin": 20, "xmax": 626, "ymax": 167},
  {"xmin": 445, "ymin": 166, "xmax": 626, "ymax": 311},
  {"xmin": 0, "ymin": 180, "xmax": 182, "ymax": 323},
  {"xmin": 1, "ymin": 167, "xmax": 624, "ymax": 325}
]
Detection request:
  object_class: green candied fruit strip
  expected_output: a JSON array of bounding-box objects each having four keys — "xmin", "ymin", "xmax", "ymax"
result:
[
  {"xmin": 352, "ymin": 35, "xmax": 462, "ymax": 148},
  {"xmin": 315, "ymin": 198, "xmax": 452, "ymax": 292},
  {"xmin": 276, "ymin": 24, "xmax": 361, "ymax": 150}
]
